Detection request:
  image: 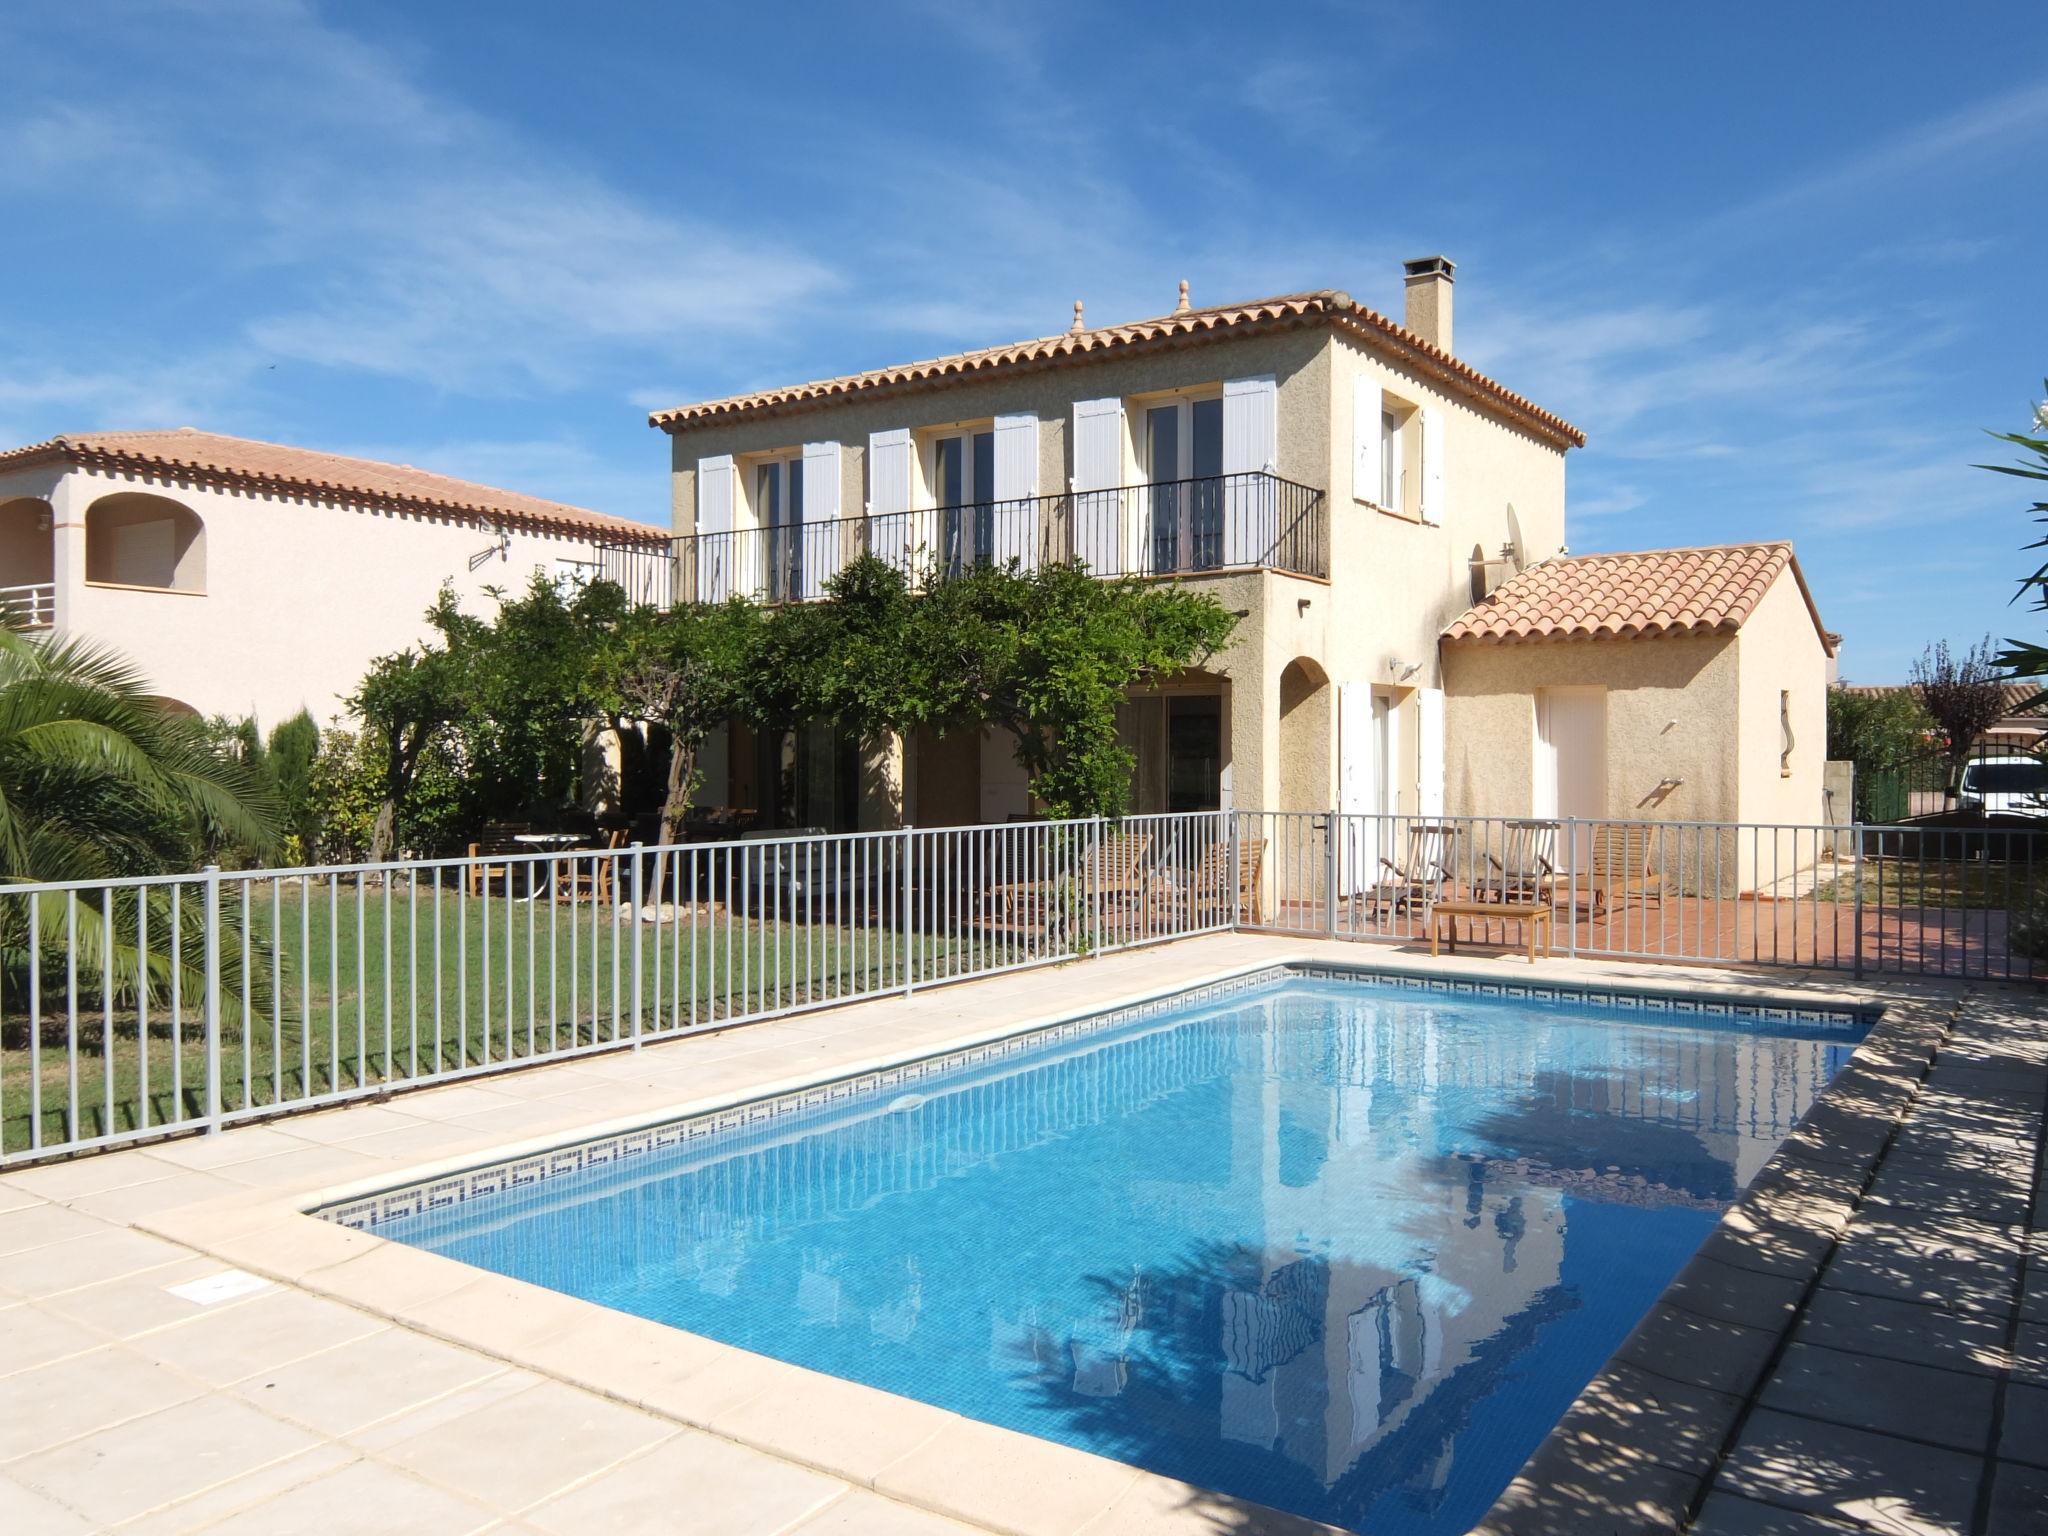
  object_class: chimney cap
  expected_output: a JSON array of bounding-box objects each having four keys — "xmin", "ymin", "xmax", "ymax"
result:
[{"xmin": 1403, "ymin": 255, "xmax": 1456, "ymax": 281}]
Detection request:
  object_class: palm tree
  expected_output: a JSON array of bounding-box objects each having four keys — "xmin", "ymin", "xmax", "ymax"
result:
[{"xmin": 0, "ymin": 627, "xmax": 281, "ymax": 1036}]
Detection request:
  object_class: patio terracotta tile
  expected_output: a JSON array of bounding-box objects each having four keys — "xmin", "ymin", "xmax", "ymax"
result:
[
  {"xmin": 1716, "ymin": 1408, "xmax": 1983, "ymax": 1534},
  {"xmin": 874, "ymin": 1417, "xmax": 1143, "ymax": 1536},
  {"xmin": 199, "ymin": 1456, "xmax": 498, "ymax": 1536},
  {"xmin": 0, "ymin": 1304, "xmax": 105, "ymax": 1376},
  {"xmin": 234, "ymin": 1327, "xmax": 505, "ymax": 1437},
  {"xmin": 107, "ymin": 1445, "xmax": 356, "ymax": 1536},
  {"xmin": 1789, "ymin": 1287, "xmax": 2012, "ymax": 1378},
  {"xmin": 129, "ymin": 1287, "xmax": 387, "ymax": 1385},
  {"xmin": 0, "ymin": 1345, "xmax": 203, "ymax": 1459},
  {"xmin": 10, "ymin": 1391, "xmax": 324, "ymax": 1527},
  {"xmin": 374, "ymin": 1376, "xmax": 677, "ymax": 1511},
  {"xmin": 524, "ymin": 1431, "xmax": 843, "ymax": 1536},
  {"xmin": 792, "ymin": 1488, "xmax": 991, "ymax": 1534},
  {"xmin": 0, "ymin": 1471, "xmax": 96, "ymax": 1535},
  {"xmin": 1757, "ymin": 1342, "xmax": 1998, "ymax": 1453},
  {"xmin": 0, "ymin": 1199, "xmax": 116, "ymax": 1258}
]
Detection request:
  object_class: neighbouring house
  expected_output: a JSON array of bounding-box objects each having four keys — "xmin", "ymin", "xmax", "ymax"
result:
[
  {"xmin": 649, "ymin": 258, "xmax": 1586, "ymax": 831},
  {"xmin": 0, "ymin": 428, "xmax": 670, "ymax": 728},
  {"xmin": 1440, "ymin": 542, "xmax": 1835, "ymax": 836}
]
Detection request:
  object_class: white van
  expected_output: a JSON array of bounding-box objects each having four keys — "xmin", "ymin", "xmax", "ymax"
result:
[{"xmin": 1957, "ymin": 756, "xmax": 2048, "ymax": 818}]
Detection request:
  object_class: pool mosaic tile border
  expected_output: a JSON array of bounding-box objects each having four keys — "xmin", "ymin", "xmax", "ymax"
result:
[{"xmin": 318, "ymin": 961, "xmax": 1872, "ymax": 1231}]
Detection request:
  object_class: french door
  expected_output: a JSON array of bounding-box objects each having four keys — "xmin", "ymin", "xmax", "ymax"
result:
[
  {"xmin": 932, "ymin": 430, "xmax": 994, "ymax": 576},
  {"xmin": 754, "ymin": 456, "xmax": 804, "ymax": 602},
  {"xmin": 1143, "ymin": 396, "xmax": 1223, "ymax": 574}
]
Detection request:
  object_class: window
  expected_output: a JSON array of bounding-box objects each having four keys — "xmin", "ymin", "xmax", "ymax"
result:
[
  {"xmin": 1143, "ymin": 393, "xmax": 1224, "ymax": 571},
  {"xmin": 1780, "ymin": 690, "xmax": 1794, "ymax": 778},
  {"xmin": 928, "ymin": 428, "xmax": 994, "ymax": 574},
  {"xmin": 1380, "ymin": 409, "xmax": 1403, "ymax": 511},
  {"xmin": 751, "ymin": 453, "xmax": 804, "ymax": 602}
]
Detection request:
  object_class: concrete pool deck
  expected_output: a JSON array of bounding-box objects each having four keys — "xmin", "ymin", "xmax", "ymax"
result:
[{"xmin": 0, "ymin": 935, "xmax": 2041, "ymax": 1535}]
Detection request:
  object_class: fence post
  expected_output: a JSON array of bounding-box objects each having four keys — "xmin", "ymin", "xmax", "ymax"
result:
[
  {"xmin": 1326, "ymin": 807, "xmax": 1341, "ymax": 940},
  {"xmin": 1565, "ymin": 818, "xmax": 1579, "ymax": 961},
  {"xmin": 202, "ymin": 864, "xmax": 222, "ymax": 1135},
  {"xmin": 1225, "ymin": 810, "xmax": 1241, "ymax": 929},
  {"xmin": 900, "ymin": 825, "xmax": 915, "ymax": 997},
  {"xmin": 1852, "ymin": 822, "xmax": 1865, "ymax": 980},
  {"xmin": 629, "ymin": 844, "xmax": 645, "ymax": 1048}
]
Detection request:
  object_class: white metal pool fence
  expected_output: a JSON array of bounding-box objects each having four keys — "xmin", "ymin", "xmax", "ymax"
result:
[{"xmin": 3, "ymin": 808, "xmax": 2040, "ymax": 1163}]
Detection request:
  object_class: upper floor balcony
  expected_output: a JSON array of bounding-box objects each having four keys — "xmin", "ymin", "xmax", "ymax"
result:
[{"xmin": 642, "ymin": 470, "xmax": 1325, "ymax": 607}]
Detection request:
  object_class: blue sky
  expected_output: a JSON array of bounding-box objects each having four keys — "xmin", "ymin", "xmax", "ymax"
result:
[{"xmin": 2, "ymin": 1, "xmax": 2042, "ymax": 680}]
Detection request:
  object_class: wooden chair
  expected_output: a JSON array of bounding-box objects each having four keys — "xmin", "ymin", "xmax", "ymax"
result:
[
  {"xmin": 1185, "ymin": 836, "xmax": 1264, "ymax": 928},
  {"xmin": 1482, "ymin": 820, "xmax": 1560, "ymax": 904},
  {"xmin": 1585, "ymin": 823, "xmax": 1663, "ymax": 915},
  {"xmin": 986, "ymin": 829, "xmax": 1156, "ymax": 927},
  {"xmin": 465, "ymin": 822, "xmax": 531, "ymax": 898},
  {"xmin": 559, "ymin": 828, "xmax": 629, "ymax": 904},
  {"xmin": 1365, "ymin": 823, "xmax": 1458, "ymax": 916},
  {"xmin": 1429, "ymin": 819, "xmax": 1559, "ymax": 962}
]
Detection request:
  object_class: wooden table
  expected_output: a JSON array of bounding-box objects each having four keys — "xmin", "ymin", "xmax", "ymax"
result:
[{"xmin": 1428, "ymin": 899, "xmax": 1553, "ymax": 962}]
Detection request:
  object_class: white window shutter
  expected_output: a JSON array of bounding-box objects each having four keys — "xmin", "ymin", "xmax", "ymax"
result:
[
  {"xmin": 1338, "ymin": 682, "xmax": 1374, "ymax": 895},
  {"xmin": 1418, "ymin": 687, "xmax": 1445, "ymax": 816},
  {"xmin": 694, "ymin": 455, "xmax": 735, "ymax": 603},
  {"xmin": 1420, "ymin": 407, "xmax": 1445, "ymax": 526},
  {"xmin": 867, "ymin": 429, "xmax": 914, "ymax": 573},
  {"xmin": 1070, "ymin": 398, "xmax": 1125, "ymax": 573},
  {"xmin": 1352, "ymin": 375, "xmax": 1382, "ymax": 505},
  {"xmin": 799, "ymin": 442, "xmax": 841, "ymax": 599},
  {"xmin": 1222, "ymin": 375, "xmax": 1277, "ymax": 565},
  {"xmin": 992, "ymin": 412, "xmax": 1039, "ymax": 569}
]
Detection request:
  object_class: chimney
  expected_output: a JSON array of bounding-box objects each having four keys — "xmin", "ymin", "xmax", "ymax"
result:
[{"xmin": 1402, "ymin": 255, "xmax": 1455, "ymax": 352}]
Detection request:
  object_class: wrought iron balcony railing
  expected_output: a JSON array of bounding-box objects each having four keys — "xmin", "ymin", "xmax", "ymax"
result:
[{"xmin": 661, "ymin": 471, "xmax": 1324, "ymax": 606}]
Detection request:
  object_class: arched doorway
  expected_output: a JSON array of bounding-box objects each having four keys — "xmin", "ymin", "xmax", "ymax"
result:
[
  {"xmin": 0, "ymin": 497, "xmax": 56, "ymax": 627},
  {"xmin": 85, "ymin": 492, "xmax": 206, "ymax": 592},
  {"xmin": 1278, "ymin": 658, "xmax": 1332, "ymax": 813}
]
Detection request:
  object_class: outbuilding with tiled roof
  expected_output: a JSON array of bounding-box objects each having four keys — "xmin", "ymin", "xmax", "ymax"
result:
[{"xmin": 1439, "ymin": 541, "xmax": 1837, "ymax": 837}]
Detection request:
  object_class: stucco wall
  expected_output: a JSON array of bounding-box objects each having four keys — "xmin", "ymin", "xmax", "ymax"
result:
[
  {"xmin": 663, "ymin": 326, "xmax": 1334, "ymax": 540},
  {"xmin": 1441, "ymin": 633, "xmax": 1741, "ymax": 823},
  {"xmin": 1319, "ymin": 334, "xmax": 1570, "ymax": 705},
  {"xmin": 0, "ymin": 462, "xmax": 650, "ymax": 731},
  {"xmin": 1734, "ymin": 571, "xmax": 1832, "ymax": 827},
  {"xmin": 660, "ymin": 318, "xmax": 1571, "ymax": 825}
]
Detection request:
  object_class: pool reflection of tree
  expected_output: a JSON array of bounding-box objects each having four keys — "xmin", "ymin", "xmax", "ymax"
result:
[{"xmin": 1017, "ymin": 1237, "xmax": 1581, "ymax": 1535}]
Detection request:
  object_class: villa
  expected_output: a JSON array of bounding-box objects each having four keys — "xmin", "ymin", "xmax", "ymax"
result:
[
  {"xmin": 649, "ymin": 259, "xmax": 1836, "ymax": 848},
  {"xmin": 0, "ymin": 427, "xmax": 670, "ymax": 729}
]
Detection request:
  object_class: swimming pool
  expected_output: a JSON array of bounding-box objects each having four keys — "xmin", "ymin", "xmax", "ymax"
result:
[{"xmin": 354, "ymin": 969, "xmax": 1866, "ymax": 1534}]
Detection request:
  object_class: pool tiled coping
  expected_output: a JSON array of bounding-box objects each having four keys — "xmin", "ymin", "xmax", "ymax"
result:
[{"xmin": 4, "ymin": 934, "xmax": 2038, "ymax": 1535}]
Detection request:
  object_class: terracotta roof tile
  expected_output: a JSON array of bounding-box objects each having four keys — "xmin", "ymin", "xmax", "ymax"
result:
[
  {"xmin": 649, "ymin": 290, "xmax": 1585, "ymax": 450},
  {"xmin": 0, "ymin": 428, "xmax": 667, "ymax": 545},
  {"xmin": 1443, "ymin": 542, "xmax": 1831, "ymax": 648}
]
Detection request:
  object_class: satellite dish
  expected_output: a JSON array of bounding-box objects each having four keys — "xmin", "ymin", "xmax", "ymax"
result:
[{"xmin": 1504, "ymin": 505, "xmax": 1528, "ymax": 574}]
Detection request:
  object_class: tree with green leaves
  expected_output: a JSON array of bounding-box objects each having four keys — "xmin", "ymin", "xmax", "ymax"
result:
[
  {"xmin": 351, "ymin": 643, "xmax": 464, "ymax": 864},
  {"xmin": 265, "ymin": 710, "xmax": 321, "ymax": 858},
  {"xmin": 1993, "ymin": 386, "xmax": 2048, "ymax": 684},
  {"xmin": 0, "ymin": 628, "xmax": 282, "ymax": 1016},
  {"xmin": 0, "ymin": 630, "xmax": 281, "ymax": 881},
  {"xmin": 911, "ymin": 561, "xmax": 1239, "ymax": 818},
  {"xmin": 1910, "ymin": 637, "xmax": 2013, "ymax": 809},
  {"xmin": 595, "ymin": 598, "xmax": 770, "ymax": 849}
]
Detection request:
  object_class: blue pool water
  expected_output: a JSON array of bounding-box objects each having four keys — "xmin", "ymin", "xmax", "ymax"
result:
[{"xmin": 376, "ymin": 976, "xmax": 1863, "ymax": 1534}]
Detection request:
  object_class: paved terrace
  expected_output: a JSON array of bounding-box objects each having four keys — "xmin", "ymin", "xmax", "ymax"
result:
[{"xmin": 0, "ymin": 935, "xmax": 2042, "ymax": 1536}]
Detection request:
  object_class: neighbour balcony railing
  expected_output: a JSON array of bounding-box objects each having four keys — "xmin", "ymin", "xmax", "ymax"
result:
[
  {"xmin": 677, "ymin": 471, "xmax": 1326, "ymax": 604},
  {"xmin": 0, "ymin": 582, "xmax": 55, "ymax": 629}
]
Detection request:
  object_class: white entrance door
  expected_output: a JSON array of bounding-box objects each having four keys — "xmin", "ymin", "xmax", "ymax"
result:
[
  {"xmin": 1535, "ymin": 687, "xmax": 1606, "ymax": 863},
  {"xmin": 1339, "ymin": 686, "xmax": 1398, "ymax": 894}
]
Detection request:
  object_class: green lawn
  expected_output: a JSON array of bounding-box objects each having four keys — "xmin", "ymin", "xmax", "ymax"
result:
[
  {"xmin": 3, "ymin": 880, "xmax": 991, "ymax": 1155},
  {"xmin": 1810, "ymin": 859, "xmax": 2046, "ymax": 912}
]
